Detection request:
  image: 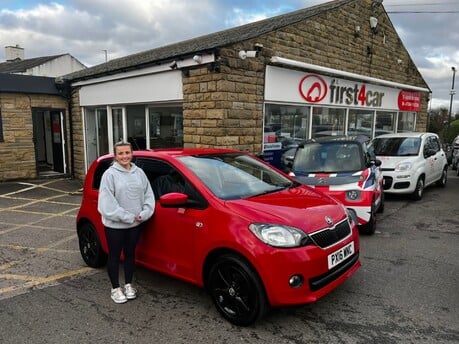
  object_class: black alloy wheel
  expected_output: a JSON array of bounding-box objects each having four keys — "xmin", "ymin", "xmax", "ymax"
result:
[
  {"xmin": 78, "ymin": 222, "xmax": 107, "ymax": 268},
  {"xmin": 207, "ymin": 254, "xmax": 268, "ymax": 326}
]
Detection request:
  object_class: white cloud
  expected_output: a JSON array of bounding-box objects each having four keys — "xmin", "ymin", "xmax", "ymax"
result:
[{"xmin": 0, "ymin": 0, "xmax": 458, "ymax": 112}]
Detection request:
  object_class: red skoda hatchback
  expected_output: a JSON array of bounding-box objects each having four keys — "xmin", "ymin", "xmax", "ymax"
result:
[{"xmin": 77, "ymin": 148, "xmax": 360, "ymax": 326}]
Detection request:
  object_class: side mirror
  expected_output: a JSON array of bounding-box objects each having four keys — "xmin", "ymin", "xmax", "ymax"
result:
[
  {"xmin": 374, "ymin": 159, "xmax": 382, "ymax": 167},
  {"xmin": 159, "ymin": 192, "xmax": 188, "ymax": 208}
]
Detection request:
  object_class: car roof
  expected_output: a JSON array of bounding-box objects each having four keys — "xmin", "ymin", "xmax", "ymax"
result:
[
  {"xmin": 373, "ymin": 132, "xmax": 435, "ymax": 139},
  {"xmin": 302, "ymin": 135, "xmax": 369, "ymax": 145},
  {"xmin": 97, "ymin": 147, "xmax": 242, "ymax": 162}
]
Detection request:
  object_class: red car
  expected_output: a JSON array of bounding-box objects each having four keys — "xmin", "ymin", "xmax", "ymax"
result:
[{"xmin": 77, "ymin": 148, "xmax": 360, "ymax": 326}]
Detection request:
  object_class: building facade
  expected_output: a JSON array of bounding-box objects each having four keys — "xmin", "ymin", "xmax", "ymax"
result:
[
  {"xmin": 0, "ymin": 46, "xmax": 86, "ymax": 181},
  {"xmin": 66, "ymin": 0, "xmax": 430, "ymax": 179}
]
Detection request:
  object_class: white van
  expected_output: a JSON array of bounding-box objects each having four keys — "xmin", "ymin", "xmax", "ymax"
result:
[{"xmin": 369, "ymin": 132, "xmax": 448, "ymax": 200}]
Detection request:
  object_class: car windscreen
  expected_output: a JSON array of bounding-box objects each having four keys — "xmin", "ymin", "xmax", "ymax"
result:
[
  {"xmin": 292, "ymin": 142, "xmax": 365, "ymax": 173},
  {"xmin": 370, "ymin": 137, "xmax": 421, "ymax": 156},
  {"xmin": 178, "ymin": 153, "xmax": 296, "ymax": 200}
]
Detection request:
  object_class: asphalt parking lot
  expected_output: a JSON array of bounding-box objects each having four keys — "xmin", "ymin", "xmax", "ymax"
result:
[
  {"xmin": 0, "ymin": 178, "xmax": 88, "ymax": 299},
  {"xmin": 0, "ymin": 173, "xmax": 458, "ymax": 343}
]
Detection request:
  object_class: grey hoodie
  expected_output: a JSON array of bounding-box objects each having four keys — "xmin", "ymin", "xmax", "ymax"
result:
[{"xmin": 98, "ymin": 161, "xmax": 155, "ymax": 229}]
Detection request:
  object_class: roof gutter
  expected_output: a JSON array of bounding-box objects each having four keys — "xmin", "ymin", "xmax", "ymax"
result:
[
  {"xmin": 270, "ymin": 56, "xmax": 431, "ymax": 93},
  {"xmin": 71, "ymin": 52, "xmax": 216, "ymax": 87}
]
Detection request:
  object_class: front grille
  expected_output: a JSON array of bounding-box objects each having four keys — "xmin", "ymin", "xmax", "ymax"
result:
[
  {"xmin": 383, "ymin": 176, "xmax": 393, "ymax": 190},
  {"xmin": 310, "ymin": 219, "xmax": 351, "ymax": 248}
]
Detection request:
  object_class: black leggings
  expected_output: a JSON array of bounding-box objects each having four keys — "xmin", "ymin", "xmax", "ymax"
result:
[{"xmin": 104, "ymin": 225, "xmax": 142, "ymax": 289}]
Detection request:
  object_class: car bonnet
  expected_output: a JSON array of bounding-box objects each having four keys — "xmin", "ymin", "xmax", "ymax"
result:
[
  {"xmin": 377, "ymin": 155, "xmax": 418, "ymax": 169},
  {"xmin": 224, "ymin": 186, "xmax": 347, "ymax": 234}
]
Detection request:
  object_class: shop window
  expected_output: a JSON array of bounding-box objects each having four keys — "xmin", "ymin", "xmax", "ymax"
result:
[
  {"xmin": 375, "ymin": 111, "xmax": 396, "ymax": 137},
  {"xmin": 112, "ymin": 108, "xmax": 124, "ymax": 146},
  {"xmin": 397, "ymin": 112, "xmax": 416, "ymax": 132},
  {"xmin": 264, "ymin": 104, "xmax": 310, "ymax": 148},
  {"xmin": 127, "ymin": 105, "xmax": 146, "ymax": 150},
  {"xmin": 348, "ymin": 109, "xmax": 374, "ymax": 138},
  {"xmin": 148, "ymin": 106, "xmax": 183, "ymax": 149},
  {"xmin": 84, "ymin": 107, "xmax": 109, "ymax": 166},
  {"xmin": 312, "ymin": 107, "xmax": 345, "ymax": 138},
  {"xmin": 0, "ymin": 109, "xmax": 3, "ymax": 142}
]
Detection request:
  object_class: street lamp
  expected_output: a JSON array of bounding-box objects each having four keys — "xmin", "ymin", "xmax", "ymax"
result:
[{"xmin": 447, "ymin": 66, "xmax": 456, "ymax": 140}]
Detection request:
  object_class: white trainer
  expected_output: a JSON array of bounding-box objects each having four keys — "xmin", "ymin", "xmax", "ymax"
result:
[
  {"xmin": 111, "ymin": 287, "xmax": 128, "ymax": 304},
  {"xmin": 124, "ymin": 283, "xmax": 137, "ymax": 300}
]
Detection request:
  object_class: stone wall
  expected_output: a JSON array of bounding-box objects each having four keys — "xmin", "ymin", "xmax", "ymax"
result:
[
  {"xmin": 0, "ymin": 93, "xmax": 68, "ymax": 181},
  {"xmin": 69, "ymin": 89, "xmax": 86, "ymax": 181}
]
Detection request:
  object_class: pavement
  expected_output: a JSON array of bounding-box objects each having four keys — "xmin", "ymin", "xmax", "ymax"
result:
[{"xmin": 0, "ymin": 177, "xmax": 88, "ymax": 299}]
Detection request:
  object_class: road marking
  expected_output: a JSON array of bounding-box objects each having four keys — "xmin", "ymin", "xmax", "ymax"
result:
[
  {"xmin": 0, "ymin": 262, "xmax": 16, "ymax": 271},
  {"xmin": 0, "ymin": 244, "xmax": 79, "ymax": 254},
  {"xmin": 42, "ymin": 234, "xmax": 77, "ymax": 250},
  {"xmin": 0, "ymin": 267, "xmax": 94, "ymax": 297}
]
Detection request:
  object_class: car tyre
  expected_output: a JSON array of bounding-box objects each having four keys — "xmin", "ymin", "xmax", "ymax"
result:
[
  {"xmin": 78, "ymin": 222, "xmax": 107, "ymax": 268},
  {"xmin": 207, "ymin": 254, "xmax": 268, "ymax": 326},
  {"xmin": 359, "ymin": 201, "xmax": 376, "ymax": 235},
  {"xmin": 376, "ymin": 192, "xmax": 384, "ymax": 214},
  {"xmin": 436, "ymin": 167, "xmax": 447, "ymax": 187},
  {"xmin": 411, "ymin": 177, "xmax": 424, "ymax": 201}
]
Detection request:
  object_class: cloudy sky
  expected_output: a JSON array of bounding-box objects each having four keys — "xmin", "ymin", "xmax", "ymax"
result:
[{"xmin": 1, "ymin": 0, "xmax": 458, "ymax": 113}]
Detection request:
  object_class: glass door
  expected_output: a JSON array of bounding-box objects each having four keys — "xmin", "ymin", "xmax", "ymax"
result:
[{"xmin": 84, "ymin": 107, "xmax": 109, "ymax": 168}]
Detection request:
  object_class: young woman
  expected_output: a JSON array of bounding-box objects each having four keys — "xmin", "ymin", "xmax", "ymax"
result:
[{"xmin": 97, "ymin": 142, "xmax": 155, "ymax": 303}]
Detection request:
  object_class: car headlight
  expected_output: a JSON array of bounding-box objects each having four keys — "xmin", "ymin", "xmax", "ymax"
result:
[
  {"xmin": 249, "ymin": 223, "xmax": 310, "ymax": 248},
  {"xmin": 395, "ymin": 161, "xmax": 412, "ymax": 172}
]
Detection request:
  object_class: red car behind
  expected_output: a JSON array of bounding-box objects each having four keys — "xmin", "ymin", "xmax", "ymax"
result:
[{"xmin": 77, "ymin": 148, "xmax": 360, "ymax": 326}]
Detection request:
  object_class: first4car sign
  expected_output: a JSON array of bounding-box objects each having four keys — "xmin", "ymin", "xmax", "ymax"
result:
[{"xmin": 265, "ymin": 65, "xmax": 421, "ymax": 112}]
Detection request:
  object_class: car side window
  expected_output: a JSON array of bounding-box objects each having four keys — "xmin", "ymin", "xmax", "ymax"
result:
[
  {"xmin": 135, "ymin": 158, "xmax": 206, "ymax": 207},
  {"xmin": 92, "ymin": 159, "xmax": 113, "ymax": 190},
  {"xmin": 431, "ymin": 137, "xmax": 440, "ymax": 152}
]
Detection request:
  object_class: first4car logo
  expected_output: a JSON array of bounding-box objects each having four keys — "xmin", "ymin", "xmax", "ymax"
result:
[{"xmin": 299, "ymin": 74, "xmax": 386, "ymax": 107}]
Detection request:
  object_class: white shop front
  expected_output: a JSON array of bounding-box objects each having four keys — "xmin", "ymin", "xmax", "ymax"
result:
[{"xmin": 262, "ymin": 63, "xmax": 429, "ymax": 168}]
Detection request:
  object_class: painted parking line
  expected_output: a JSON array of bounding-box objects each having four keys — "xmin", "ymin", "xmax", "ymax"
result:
[
  {"xmin": 0, "ymin": 266, "xmax": 94, "ymax": 298},
  {"xmin": 0, "ymin": 180, "xmax": 80, "ymax": 198},
  {"xmin": 0, "ymin": 244, "xmax": 79, "ymax": 254},
  {"xmin": 0, "ymin": 262, "xmax": 17, "ymax": 271}
]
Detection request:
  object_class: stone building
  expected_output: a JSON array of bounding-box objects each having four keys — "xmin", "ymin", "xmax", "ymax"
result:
[
  {"xmin": 0, "ymin": 74, "xmax": 70, "ymax": 180},
  {"xmin": 0, "ymin": 46, "xmax": 86, "ymax": 181},
  {"xmin": 3, "ymin": 0, "xmax": 431, "ymax": 181}
]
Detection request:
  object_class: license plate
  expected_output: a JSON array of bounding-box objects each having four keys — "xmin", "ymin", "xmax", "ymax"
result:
[{"xmin": 328, "ymin": 242, "xmax": 354, "ymax": 269}]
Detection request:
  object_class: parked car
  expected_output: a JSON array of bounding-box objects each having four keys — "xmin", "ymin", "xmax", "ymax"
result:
[
  {"xmin": 369, "ymin": 132, "xmax": 448, "ymax": 200},
  {"xmin": 77, "ymin": 148, "xmax": 360, "ymax": 326},
  {"xmin": 450, "ymin": 135, "xmax": 459, "ymax": 170},
  {"xmin": 288, "ymin": 136, "xmax": 383, "ymax": 235},
  {"xmin": 453, "ymin": 148, "xmax": 459, "ymax": 175}
]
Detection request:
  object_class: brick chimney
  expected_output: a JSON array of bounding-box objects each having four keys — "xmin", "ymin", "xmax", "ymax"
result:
[{"xmin": 5, "ymin": 45, "xmax": 24, "ymax": 61}]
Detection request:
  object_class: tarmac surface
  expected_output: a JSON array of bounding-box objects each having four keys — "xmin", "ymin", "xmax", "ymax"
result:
[
  {"xmin": 0, "ymin": 178, "xmax": 86, "ymax": 299},
  {"xmin": 0, "ymin": 175, "xmax": 458, "ymax": 343}
]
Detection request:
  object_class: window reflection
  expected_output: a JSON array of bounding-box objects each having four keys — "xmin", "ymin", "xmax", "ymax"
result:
[{"xmin": 312, "ymin": 107, "xmax": 345, "ymax": 138}]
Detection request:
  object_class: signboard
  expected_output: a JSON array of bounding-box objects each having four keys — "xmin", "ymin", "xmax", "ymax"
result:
[{"xmin": 265, "ymin": 66, "xmax": 421, "ymax": 112}]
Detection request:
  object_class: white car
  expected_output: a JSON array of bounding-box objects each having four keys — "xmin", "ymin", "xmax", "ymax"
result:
[{"xmin": 369, "ymin": 132, "xmax": 448, "ymax": 200}]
